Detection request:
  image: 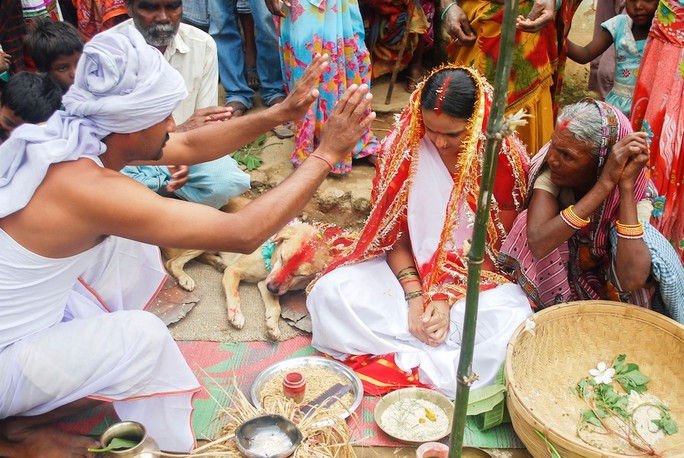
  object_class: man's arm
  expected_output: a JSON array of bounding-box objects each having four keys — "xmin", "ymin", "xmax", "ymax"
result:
[
  {"xmin": 143, "ymin": 54, "xmax": 330, "ymax": 166},
  {"xmin": 90, "ymin": 82, "xmax": 376, "ymax": 253}
]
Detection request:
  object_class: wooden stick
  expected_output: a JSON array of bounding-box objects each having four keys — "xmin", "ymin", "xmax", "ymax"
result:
[{"xmin": 385, "ymin": 0, "xmax": 417, "ymax": 105}]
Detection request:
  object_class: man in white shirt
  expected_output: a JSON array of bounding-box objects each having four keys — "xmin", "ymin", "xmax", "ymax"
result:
[{"xmin": 116, "ymin": 0, "xmax": 250, "ymax": 208}]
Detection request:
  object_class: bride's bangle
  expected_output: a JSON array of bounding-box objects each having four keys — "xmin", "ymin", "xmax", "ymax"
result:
[{"xmin": 404, "ymin": 290, "xmax": 423, "ymax": 301}]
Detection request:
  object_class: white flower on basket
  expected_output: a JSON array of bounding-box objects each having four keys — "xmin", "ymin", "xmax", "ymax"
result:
[
  {"xmin": 524, "ymin": 318, "xmax": 536, "ymax": 336},
  {"xmin": 589, "ymin": 361, "xmax": 616, "ymax": 385}
]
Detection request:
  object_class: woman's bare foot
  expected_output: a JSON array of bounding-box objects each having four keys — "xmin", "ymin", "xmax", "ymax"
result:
[{"xmin": 0, "ymin": 423, "xmax": 100, "ymax": 458}]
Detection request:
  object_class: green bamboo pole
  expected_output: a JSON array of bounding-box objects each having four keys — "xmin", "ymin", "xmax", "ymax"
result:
[{"xmin": 448, "ymin": 1, "xmax": 520, "ymax": 456}]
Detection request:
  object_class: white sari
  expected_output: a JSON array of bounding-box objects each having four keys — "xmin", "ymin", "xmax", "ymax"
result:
[{"xmin": 307, "ymin": 137, "xmax": 532, "ymax": 398}]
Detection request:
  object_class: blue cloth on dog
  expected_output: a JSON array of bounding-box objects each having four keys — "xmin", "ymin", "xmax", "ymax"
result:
[{"xmin": 261, "ymin": 239, "xmax": 276, "ymax": 272}]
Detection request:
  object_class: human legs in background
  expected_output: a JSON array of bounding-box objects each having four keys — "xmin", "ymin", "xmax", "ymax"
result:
[
  {"xmin": 181, "ymin": 0, "xmax": 209, "ymax": 32},
  {"xmin": 120, "ymin": 158, "xmax": 250, "ymax": 209},
  {"xmin": 631, "ymin": 35, "xmax": 684, "ymax": 262},
  {"xmin": 209, "ymin": 0, "xmax": 285, "ymax": 116},
  {"xmin": 209, "ymin": 0, "xmax": 252, "ymax": 115},
  {"xmin": 237, "ymin": 0, "xmax": 259, "ymax": 89},
  {"xmin": 247, "ymin": 0, "xmax": 285, "ymax": 106},
  {"xmin": 406, "ymin": 34, "xmax": 427, "ymax": 92}
]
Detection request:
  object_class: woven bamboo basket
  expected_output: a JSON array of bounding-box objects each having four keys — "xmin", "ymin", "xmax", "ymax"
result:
[{"xmin": 505, "ymin": 300, "xmax": 684, "ymax": 458}]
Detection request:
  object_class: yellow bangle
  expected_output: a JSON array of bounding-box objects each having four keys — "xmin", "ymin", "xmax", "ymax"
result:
[
  {"xmin": 560, "ymin": 205, "xmax": 590, "ymax": 230},
  {"xmin": 616, "ymin": 220, "xmax": 644, "ymax": 239}
]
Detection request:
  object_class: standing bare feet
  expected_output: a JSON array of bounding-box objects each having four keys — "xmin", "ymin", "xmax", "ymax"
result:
[{"xmin": 224, "ymin": 101, "xmax": 248, "ymax": 118}]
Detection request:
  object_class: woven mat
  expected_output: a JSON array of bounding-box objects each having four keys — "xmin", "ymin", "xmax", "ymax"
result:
[
  {"xmin": 185, "ymin": 338, "xmax": 523, "ymax": 448},
  {"xmin": 58, "ymin": 337, "xmax": 523, "ymax": 448},
  {"xmin": 167, "ymin": 262, "xmax": 305, "ymax": 342}
]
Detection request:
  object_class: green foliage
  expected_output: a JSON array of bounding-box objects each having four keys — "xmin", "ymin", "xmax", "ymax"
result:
[
  {"xmin": 88, "ymin": 437, "xmax": 139, "ymax": 453},
  {"xmin": 613, "ymin": 354, "xmax": 650, "ymax": 394},
  {"xmin": 230, "ymin": 134, "xmax": 282, "ymax": 171},
  {"xmin": 652, "ymin": 407, "xmax": 679, "ymax": 435},
  {"xmin": 574, "ymin": 355, "xmax": 677, "ymax": 455},
  {"xmin": 576, "ymin": 376, "xmax": 593, "ymax": 399},
  {"xmin": 594, "ymin": 383, "xmax": 629, "ymax": 417},
  {"xmin": 466, "ymin": 384, "xmax": 506, "ymax": 416}
]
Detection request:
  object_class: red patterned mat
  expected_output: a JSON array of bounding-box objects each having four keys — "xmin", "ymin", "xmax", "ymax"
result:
[{"xmin": 58, "ymin": 337, "xmax": 522, "ymax": 448}]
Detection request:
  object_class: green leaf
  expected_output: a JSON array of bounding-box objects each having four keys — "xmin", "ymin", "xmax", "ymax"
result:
[
  {"xmin": 473, "ymin": 398, "xmax": 506, "ymax": 431},
  {"xmin": 652, "ymin": 409, "xmax": 679, "ymax": 435},
  {"xmin": 495, "ymin": 362, "xmax": 506, "ymax": 386},
  {"xmin": 467, "ymin": 384, "xmax": 506, "ymax": 416},
  {"xmin": 88, "ymin": 437, "xmax": 139, "ymax": 453},
  {"xmin": 613, "ymin": 354, "xmax": 627, "ymax": 373},
  {"xmin": 615, "ymin": 369, "xmax": 650, "ymax": 393},
  {"xmin": 576, "ymin": 377, "xmax": 593, "ymax": 399},
  {"xmin": 582, "ymin": 409, "xmax": 602, "ymax": 427},
  {"xmin": 661, "ymin": 418, "xmax": 678, "ymax": 435}
]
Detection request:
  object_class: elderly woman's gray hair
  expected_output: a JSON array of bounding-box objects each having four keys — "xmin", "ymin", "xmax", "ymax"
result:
[{"xmin": 555, "ymin": 102, "xmax": 602, "ymax": 158}]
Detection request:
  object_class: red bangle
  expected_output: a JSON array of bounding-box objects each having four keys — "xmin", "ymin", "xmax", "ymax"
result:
[{"xmin": 309, "ymin": 153, "xmax": 334, "ymax": 172}]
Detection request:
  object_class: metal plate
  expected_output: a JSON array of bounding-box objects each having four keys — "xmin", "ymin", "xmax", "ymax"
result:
[
  {"xmin": 374, "ymin": 387, "xmax": 454, "ymax": 444},
  {"xmin": 251, "ymin": 356, "xmax": 363, "ymax": 421}
]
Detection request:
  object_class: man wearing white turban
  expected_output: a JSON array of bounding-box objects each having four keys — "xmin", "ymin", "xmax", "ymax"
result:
[{"xmin": 0, "ymin": 25, "xmax": 375, "ymax": 457}]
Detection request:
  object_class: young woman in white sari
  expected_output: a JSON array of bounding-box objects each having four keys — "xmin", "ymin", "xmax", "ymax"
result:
[{"xmin": 307, "ymin": 65, "xmax": 533, "ymax": 398}]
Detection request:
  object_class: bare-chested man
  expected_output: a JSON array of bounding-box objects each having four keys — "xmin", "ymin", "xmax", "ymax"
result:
[{"xmin": 0, "ymin": 25, "xmax": 374, "ymax": 458}]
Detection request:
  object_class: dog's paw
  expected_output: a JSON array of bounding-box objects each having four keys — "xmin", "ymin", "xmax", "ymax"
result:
[
  {"xmin": 177, "ymin": 275, "xmax": 196, "ymax": 291},
  {"xmin": 227, "ymin": 308, "xmax": 245, "ymax": 329},
  {"xmin": 266, "ymin": 325, "xmax": 281, "ymax": 341}
]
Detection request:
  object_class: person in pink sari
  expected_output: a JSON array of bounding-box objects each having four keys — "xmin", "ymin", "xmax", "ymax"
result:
[{"xmin": 498, "ymin": 99, "xmax": 683, "ymax": 322}]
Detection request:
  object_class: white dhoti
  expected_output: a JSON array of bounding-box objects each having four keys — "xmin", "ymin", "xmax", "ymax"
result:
[
  {"xmin": 308, "ymin": 256, "xmax": 532, "ymax": 399},
  {"xmin": 0, "ymin": 231, "xmax": 200, "ymax": 453}
]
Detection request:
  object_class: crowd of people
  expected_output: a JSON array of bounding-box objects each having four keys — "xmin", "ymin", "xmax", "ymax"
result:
[{"xmin": 0, "ymin": 0, "xmax": 682, "ymax": 456}]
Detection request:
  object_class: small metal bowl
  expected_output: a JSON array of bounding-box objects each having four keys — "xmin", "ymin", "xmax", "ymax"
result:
[
  {"xmin": 234, "ymin": 415, "xmax": 303, "ymax": 458},
  {"xmin": 375, "ymin": 387, "xmax": 454, "ymax": 444}
]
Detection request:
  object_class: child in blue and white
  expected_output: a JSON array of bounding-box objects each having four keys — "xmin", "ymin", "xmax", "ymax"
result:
[{"xmin": 566, "ymin": 0, "xmax": 658, "ymax": 116}]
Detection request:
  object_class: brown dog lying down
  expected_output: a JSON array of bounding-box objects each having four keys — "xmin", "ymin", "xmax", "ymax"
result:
[{"xmin": 162, "ymin": 221, "xmax": 332, "ymax": 340}]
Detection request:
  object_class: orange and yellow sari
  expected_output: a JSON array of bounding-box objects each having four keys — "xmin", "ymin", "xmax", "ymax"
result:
[{"xmin": 448, "ymin": 0, "xmax": 558, "ymax": 155}]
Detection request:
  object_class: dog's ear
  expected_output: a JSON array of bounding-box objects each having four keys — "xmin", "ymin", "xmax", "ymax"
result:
[{"xmin": 272, "ymin": 225, "xmax": 297, "ymax": 244}]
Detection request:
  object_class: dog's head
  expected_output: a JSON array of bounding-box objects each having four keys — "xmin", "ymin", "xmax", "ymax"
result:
[{"xmin": 265, "ymin": 223, "xmax": 331, "ymax": 296}]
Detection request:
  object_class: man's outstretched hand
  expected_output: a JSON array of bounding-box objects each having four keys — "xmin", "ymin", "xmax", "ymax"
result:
[
  {"xmin": 176, "ymin": 107, "xmax": 233, "ymax": 132},
  {"xmin": 271, "ymin": 53, "xmax": 328, "ymax": 123},
  {"xmin": 316, "ymin": 84, "xmax": 376, "ymax": 166}
]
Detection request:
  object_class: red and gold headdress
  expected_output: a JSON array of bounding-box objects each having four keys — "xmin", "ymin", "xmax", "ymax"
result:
[{"xmin": 310, "ymin": 65, "xmax": 529, "ymax": 304}]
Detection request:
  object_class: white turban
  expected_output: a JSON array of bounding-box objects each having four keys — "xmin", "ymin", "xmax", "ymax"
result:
[
  {"xmin": 64, "ymin": 25, "xmax": 187, "ymax": 133},
  {"xmin": 0, "ymin": 25, "xmax": 188, "ymax": 218}
]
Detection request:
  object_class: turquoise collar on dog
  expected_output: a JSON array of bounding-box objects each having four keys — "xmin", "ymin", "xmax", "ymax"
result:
[{"xmin": 261, "ymin": 240, "xmax": 276, "ymax": 272}]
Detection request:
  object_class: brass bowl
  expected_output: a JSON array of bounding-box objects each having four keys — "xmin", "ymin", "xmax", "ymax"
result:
[{"xmin": 234, "ymin": 415, "xmax": 303, "ymax": 458}]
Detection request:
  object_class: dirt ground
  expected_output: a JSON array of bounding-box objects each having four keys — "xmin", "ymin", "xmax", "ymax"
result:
[{"xmin": 217, "ymin": 11, "xmax": 598, "ymax": 457}]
